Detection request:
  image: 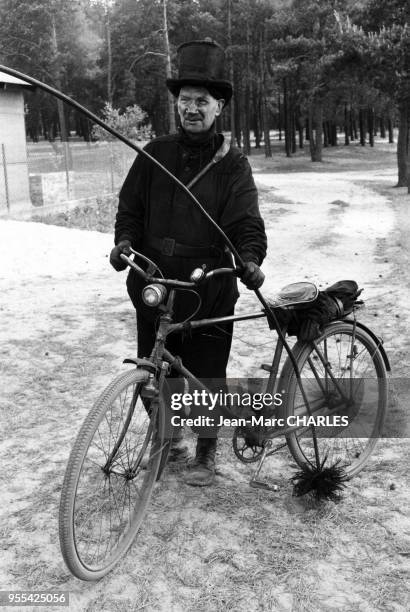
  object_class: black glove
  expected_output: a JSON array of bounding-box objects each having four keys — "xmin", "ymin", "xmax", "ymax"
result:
[
  {"xmin": 110, "ymin": 240, "xmax": 132, "ymax": 271},
  {"xmin": 239, "ymin": 261, "xmax": 265, "ymax": 290}
]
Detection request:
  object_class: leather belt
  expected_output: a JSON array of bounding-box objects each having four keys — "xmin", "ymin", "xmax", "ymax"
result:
[{"xmin": 144, "ymin": 233, "xmax": 221, "ymax": 258}]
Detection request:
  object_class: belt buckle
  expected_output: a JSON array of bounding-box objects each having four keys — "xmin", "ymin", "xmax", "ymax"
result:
[{"xmin": 162, "ymin": 237, "xmax": 175, "ymax": 256}]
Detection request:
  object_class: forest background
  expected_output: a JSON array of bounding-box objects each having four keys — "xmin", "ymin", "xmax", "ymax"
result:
[{"xmin": 0, "ymin": 0, "xmax": 409, "ymax": 187}]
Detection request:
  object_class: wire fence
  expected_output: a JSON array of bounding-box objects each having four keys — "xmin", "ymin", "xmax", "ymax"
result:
[{"xmin": 0, "ymin": 138, "xmax": 139, "ymax": 217}]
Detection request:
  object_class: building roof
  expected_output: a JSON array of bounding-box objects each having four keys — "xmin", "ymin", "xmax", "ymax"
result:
[{"xmin": 0, "ymin": 71, "xmax": 33, "ymax": 88}]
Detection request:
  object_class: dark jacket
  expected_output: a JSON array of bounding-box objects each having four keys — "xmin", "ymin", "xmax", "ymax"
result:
[{"xmin": 115, "ymin": 128, "xmax": 267, "ymax": 322}]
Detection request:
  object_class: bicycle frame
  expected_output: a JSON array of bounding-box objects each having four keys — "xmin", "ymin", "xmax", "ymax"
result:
[{"xmin": 135, "ymin": 283, "xmax": 360, "ymax": 443}]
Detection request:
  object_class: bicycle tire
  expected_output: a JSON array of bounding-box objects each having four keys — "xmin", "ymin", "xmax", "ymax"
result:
[
  {"xmin": 59, "ymin": 368, "xmax": 166, "ymax": 581},
  {"xmin": 281, "ymin": 321, "xmax": 387, "ymax": 478}
]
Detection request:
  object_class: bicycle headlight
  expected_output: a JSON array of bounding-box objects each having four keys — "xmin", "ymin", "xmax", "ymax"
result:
[{"xmin": 142, "ymin": 283, "xmax": 167, "ymax": 307}]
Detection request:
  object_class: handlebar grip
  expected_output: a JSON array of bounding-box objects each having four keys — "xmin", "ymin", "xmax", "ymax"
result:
[
  {"xmin": 119, "ymin": 253, "xmax": 149, "ymax": 280},
  {"xmin": 204, "ymin": 267, "xmax": 241, "ymax": 280}
]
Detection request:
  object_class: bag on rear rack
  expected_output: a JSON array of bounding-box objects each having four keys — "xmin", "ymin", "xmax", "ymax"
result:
[{"xmin": 268, "ymin": 280, "xmax": 362, "ymax": 342}]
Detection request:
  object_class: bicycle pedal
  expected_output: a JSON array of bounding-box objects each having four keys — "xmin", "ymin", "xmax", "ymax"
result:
[{"xmin": 250, "ymin": 479, "xmax": 280, "ymax": 492}]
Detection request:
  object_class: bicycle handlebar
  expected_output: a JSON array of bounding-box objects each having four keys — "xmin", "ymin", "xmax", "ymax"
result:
[{"xmin": 120, "ymin": 251, "xmax": 239, "ymax": 288}]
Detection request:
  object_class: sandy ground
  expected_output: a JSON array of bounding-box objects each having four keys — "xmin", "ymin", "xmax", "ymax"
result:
[{"xmin": 0, "ymin": 142, "xmax": 409, "ymax": 611}]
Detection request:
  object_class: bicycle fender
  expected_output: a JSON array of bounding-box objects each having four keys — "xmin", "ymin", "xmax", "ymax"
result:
[
  {"xmin": 342, "ymin": 319, "xmax": 391, "ymax": 373},
  {"xmin": 123, "ymin": 357, "xmax": 158, "ymax": 373}
]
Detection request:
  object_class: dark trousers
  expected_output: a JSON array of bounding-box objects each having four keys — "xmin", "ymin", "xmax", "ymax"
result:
[{"xmin": 136, "ymin": 311, "xmax": 234, "ymax": 437}]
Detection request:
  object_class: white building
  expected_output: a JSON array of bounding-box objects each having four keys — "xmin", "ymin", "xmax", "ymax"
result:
[{"xmin": 0, "ymin": 71, "xmax": 33, "ymax": 214}]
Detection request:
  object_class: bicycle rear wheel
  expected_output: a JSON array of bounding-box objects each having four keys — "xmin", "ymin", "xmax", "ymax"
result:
[
  {"xmin": 59, "ymin": 369, "xmax": 165, "ymax": 581},
  {"xmin": 282, "ymin": 321, "xmax": 387, "ymax": 478}
]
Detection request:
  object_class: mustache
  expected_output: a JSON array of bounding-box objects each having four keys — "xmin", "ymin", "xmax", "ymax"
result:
[{"xmin": 184, "ymin": 111, "xmax": 203, "ymax": 119}]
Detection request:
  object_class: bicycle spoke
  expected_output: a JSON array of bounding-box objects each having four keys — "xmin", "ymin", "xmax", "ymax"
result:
[{"xmin": 285, "ymin": 322, "xmax": 387, "ymax": 478}]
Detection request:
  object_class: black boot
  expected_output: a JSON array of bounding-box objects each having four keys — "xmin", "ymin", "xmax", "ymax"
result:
[{"xmin": 184, "ymin": 437, "xmax": 217, "ymax": 486}]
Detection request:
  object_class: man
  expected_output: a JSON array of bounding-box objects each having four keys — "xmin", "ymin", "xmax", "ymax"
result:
[{"xmin": 110, "ymin": 39, "xmax": 267, "ymax": 486}]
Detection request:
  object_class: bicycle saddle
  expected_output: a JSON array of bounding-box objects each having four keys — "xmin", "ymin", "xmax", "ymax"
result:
[{"xmin": 267, "ymin": 282, "xmax": 318, "ymax": 309}]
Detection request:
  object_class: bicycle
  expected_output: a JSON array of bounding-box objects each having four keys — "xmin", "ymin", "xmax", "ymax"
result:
[{"xmin": 59, "ymin": 248, "xmax": 389, "ymax": 581}]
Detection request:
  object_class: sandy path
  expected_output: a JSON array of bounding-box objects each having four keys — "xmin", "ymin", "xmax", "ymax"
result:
[
  {"xmin": 230, "ymin": 168, "xmax": 398, "ymax": 378},
  {"xmin": 0, "ymin": 162, "xmax": 409, "ymax": 611}
]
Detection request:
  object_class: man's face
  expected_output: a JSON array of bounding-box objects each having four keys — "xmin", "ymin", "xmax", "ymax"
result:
[{"xmin": 177, "ymin": 86, "xmax": 224, "ymax": 134}]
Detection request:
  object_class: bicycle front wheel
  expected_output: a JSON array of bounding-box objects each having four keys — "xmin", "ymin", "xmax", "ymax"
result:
[
  {"xmin": 59, "ymin": 368, "xmax": 165, "ymax": 581},
  {"xmin": 282, "ymin": 321, "xmax": 388, "ymax": 478}
]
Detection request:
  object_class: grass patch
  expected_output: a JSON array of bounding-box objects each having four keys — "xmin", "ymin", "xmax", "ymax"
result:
[{"xmin": 32, "ymin": 195, "xmax": 117, "ymax": 233}]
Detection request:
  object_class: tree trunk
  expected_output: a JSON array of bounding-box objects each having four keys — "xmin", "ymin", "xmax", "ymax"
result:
[
  {"xmin": 368, "ymin": 107, "xmax": 374, "ymax": 147},
  {"xmin": 359, "ymin": 108, "xmax": 366, "ymax": 146},
  {"xmin": 105, "ymin": 3, "xmax": 113, "ymax": 104},
  {"xmin": 283, "ymin": 79, "xmax": 291, "ymax": 157},
  {"xmin": 259, "ymin": 33, "xmax": 271, "ymax": 157},
  {"xmin": 396, "ymin": 103, "xmax": 409, "ymax": 187},
  {"xmin": 163, "ymin": 0, "xmax": 176, "ymax": 133},
  {"xmin": 51, "ymin": 17, "xmax": 72, "ymax": 171},
  {"xmin": 408, "ymin": 141, "xmax": 410, "ymax": 194},
  {"xmin": 380, "ymin": 116, "xmax": 386, "ymax": 139},
  {"xmin": 323, "ymin": 121, "xmax": 329, "ymax": 147},
  {"xmin": 234, "ymin": 89, "xmax": 242, "ymax": 148},
  {"xmin": 253, "ymin": 86, "xmax": 261, "ymax": 148},
  {"xmin": 351, "ymin": 109, "xmax": 357, "ymax": 140},
  {"xmin": 242, "ymin": 21, "xmax": 251, "ymax": 155},
  {"xmin": 241, "ymin": 86, "xmax": 251, "ymax": 155},
  {"xmin": 291, "ymin": 108, "xmax": 297, "ymax": 154},
  {"xmin": 344, "ymin": 104, "xmax": 350, "ymax": 145},
  {"xmin": 331, "ymin": 122, "xmax": 337, "ymax": 146},
  {"xmin": 227, "ymin": 0, "xmax": 236, "ymax": 145},
  {"xmin": 278, "ymin": 94, "xmax": 282, "ymax": 141},
  {"xmin": 258, "ymin": 95, "xmax": 264, "ymax": 148},
  {"xmin": 388, "ymin": 115, "xmax": 394, "ymax": 143},
  {"xmin": 297, "ymin": 113, "xmax": 304, "ymax": 148},
  {"xmin": 262, "ymin": 98, "xmax": 271, "ymax": 156},
  {"xmin": 308, "ymin": 102, "xmax": 323, "ymax": 162}
]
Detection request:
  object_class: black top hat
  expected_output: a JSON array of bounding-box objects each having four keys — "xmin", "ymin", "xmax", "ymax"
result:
[{"xmin": 166, "ymin": 39, "xmax": 233, "ymax": 106}]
